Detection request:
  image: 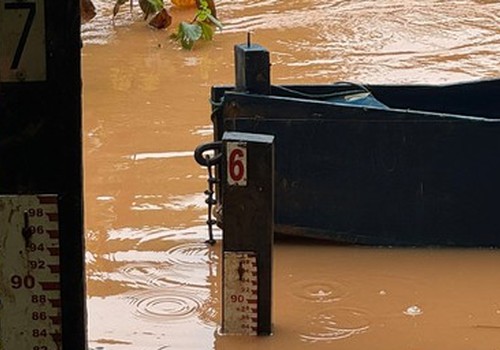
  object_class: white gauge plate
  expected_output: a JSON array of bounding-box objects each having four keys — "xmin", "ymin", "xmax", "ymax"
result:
[
  {"xmin": 226, "ymin": 142, "xmax": 248, "ymax": 186},
  {"xmin": 223, "ymin": 251, "xmax": 258, "ymax": 335},
  {"xmin": 0, "ymin": 195, "xmax": 62, "ymax": 350}
]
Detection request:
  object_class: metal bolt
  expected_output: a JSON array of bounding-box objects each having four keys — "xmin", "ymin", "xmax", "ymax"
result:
[{"xmin": 15, "ymin": 70, "xmax": 27, "ymax": 82}]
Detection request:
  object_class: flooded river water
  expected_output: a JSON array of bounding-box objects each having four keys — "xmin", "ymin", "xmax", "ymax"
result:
[{"xmin": 82, "ymin": 1, "xmax": 500, "ymax": 349}]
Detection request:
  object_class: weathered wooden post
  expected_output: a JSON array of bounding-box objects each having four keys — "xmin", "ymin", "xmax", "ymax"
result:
[
  {"xmin": 0, "ymin": 1, "xmax": 86, "ymax": 349},
  {"xmin": 222, "ymin": 131, "xmax": 274, "ymax": 336}
]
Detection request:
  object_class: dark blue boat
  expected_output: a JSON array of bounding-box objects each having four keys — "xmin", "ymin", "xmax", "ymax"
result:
[{"xmin": 203, "ymin": 44, "xmax": 500, "ymax": 246}]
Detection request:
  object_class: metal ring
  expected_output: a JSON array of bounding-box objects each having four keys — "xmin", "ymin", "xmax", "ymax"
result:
[{"xmin": 194, "ymin": 141, "xmax": 223, "ymax": 166}]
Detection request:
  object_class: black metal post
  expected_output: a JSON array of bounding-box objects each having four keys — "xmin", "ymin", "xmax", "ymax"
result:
[
  {"xmin": 234, "ymin": 43, "xmax": 270, "ymax": 95},
  {"xmin": 222, "ymin": 131, "xmax": 274, "ymax": 336}
]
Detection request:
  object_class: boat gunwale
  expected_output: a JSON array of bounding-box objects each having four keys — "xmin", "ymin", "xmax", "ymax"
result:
[{"xmin": 220, "ymin": 88, "xmax": 500, "ymax": 123}]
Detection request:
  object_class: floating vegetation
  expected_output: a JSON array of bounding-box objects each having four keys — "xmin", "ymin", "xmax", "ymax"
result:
[
  {"xmin": 170, "ymin": 0, "xmax": 222, "ymax": 50},
  {"xmin": 84, "ymin": 0, "xmax": 221, "ymax": 49}
]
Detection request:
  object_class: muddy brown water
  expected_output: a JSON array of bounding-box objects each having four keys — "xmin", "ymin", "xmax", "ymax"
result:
[{"xmin": 82, "ymin": 1, "xmax": 500, "ymax": 349}]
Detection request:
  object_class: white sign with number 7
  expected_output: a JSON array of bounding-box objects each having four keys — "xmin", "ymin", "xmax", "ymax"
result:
[
  {"xmin": 0, "ymin": 0, "xmax": 46, "ymax": 82},
  {"xmin": 227, "ymin": 142, "xmax": 247, "ymax": 186}
]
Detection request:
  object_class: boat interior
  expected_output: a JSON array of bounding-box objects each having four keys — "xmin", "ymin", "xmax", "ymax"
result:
[{"xmin": 266, "ymin": 79, "xmax": 500, "ymax": 119}]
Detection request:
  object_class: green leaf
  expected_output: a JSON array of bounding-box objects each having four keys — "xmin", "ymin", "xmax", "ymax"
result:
[
  {"xmin": 181, "ymin": 22, "xmax": 202, "ymax": 40},
  {"xmin": 139, "ymin": 0, "xmax": 163, "ymax": 18},
  {"xmin": 207, "ymin": 13, "xmax": 223, "ymax": 30},
  {"xmin": 169, "ymin": 0, "xmax": 219, "ymax": 50},
  {"xmin": 199, "ymin": 21, "xmax": 214, "ymax": 40},
  {"xmin": 147, "ymin": 0, "xmax": 164, "ymax": 12},
  {"xmin": 175, "ymin": 22, "xmax": 202, "ymax": 50},
  {"xmin": 196, "ymin": 10, "xmax": 208, "ymax": 22},
  {"xmin": 197, "ymin": 0, "xmax": 209, "ymax": 10}
]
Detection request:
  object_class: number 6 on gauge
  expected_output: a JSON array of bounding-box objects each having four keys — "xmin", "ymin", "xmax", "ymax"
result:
[{"xmin": 227, "ymin": 142, "xmax": 247, "ymax": 186}]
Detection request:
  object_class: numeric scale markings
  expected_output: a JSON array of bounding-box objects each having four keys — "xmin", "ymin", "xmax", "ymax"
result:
[
  {"xmin": 0, "ymin": 195, "xmax": 62, "ymax": 350},
  {"xmin": 223, "ymin": 252, "xmax": 258, "ymax": 335}
]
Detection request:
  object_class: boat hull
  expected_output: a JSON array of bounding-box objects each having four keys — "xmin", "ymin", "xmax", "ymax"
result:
[{"xmin": 211, "ymin": 80, "xmax": 500, "ymax": 246}]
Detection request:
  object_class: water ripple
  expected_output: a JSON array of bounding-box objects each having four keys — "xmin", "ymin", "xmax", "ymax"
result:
[
  {"xmin": 290, "ymin": 279, "xmax": 349, "ymax": 303},
  {"xmin": 300, "ymin": 307, "xmax": 370, "ymax": 343},
  {"xmin": 119, "ymin": 262, "xmax": 174, "ymax": 287},
  {"xmin": 164, "ymin": 242, "xmax": 213, "ymax": 266},
  {"xmin": 126, "ymin": 289, "xmax": 202, "ymax": 323},
  {"xmin": 404, "ymin": 305, "xmax": 423, "ymax": 317},
  {"xmin": 108, "ymin": 242, "xmax": 217, "ymax": 288},
  {"xmin": 272, "ymin": 1, "xmax": 500, "ymax": 82}
]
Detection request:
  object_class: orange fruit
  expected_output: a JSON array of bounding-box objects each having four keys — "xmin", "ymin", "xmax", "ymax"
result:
[{"xmin": 171, "ymin": 0, "xmax": 197, "ymax": 7}]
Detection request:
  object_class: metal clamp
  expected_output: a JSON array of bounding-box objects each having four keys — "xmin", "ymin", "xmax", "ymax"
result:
[
  {"xmin": 194, "ymin": 141, "xmax": 223, "ymax": 245},
  {"xmin": 194, "ymin": 141, "xmax": 223, "ymax": 167}
]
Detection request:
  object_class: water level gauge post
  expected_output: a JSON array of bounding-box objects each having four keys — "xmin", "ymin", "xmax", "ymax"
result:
[
  {"xmin": 221, "ymin": 131, "xmax": 275, "ymax": 335},
  {"xmin": 0, "ymin": 1, "xmax": 85, "ymax": 348}
]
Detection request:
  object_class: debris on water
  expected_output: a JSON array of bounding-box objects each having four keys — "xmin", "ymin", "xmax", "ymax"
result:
[
  {"xmin": 474, "ymin": 324, "xmax": 500, "ymax": 329},
  {"xmin": 403, "ymin": 305, "xmax": 423, "ymax": 316},
  {"xmin": 81, "ymin": 0, "xmax": 97, "ymax": 23},
  {"xmin": 149, "ymin": 8, "xmax": 172, "ymax": 30}
]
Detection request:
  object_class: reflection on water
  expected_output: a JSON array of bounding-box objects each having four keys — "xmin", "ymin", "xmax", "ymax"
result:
[
  {"xmin": 126, "ymin": 151, "xmax": 194, "ymax": 161},
  {"xmin": 83, "ymin": 0, "xmax": 500, "ymax": 349}
]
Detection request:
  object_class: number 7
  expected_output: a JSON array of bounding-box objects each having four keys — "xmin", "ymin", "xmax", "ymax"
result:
[{"xmin": 4, "ymin": 2, "xmax": 36, "ymax": 70}]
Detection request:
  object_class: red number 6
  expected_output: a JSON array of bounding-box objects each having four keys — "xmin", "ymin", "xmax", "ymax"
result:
[{"xmin": 229, "ymin": 149, "xmax": 245, "ymax": 182}]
